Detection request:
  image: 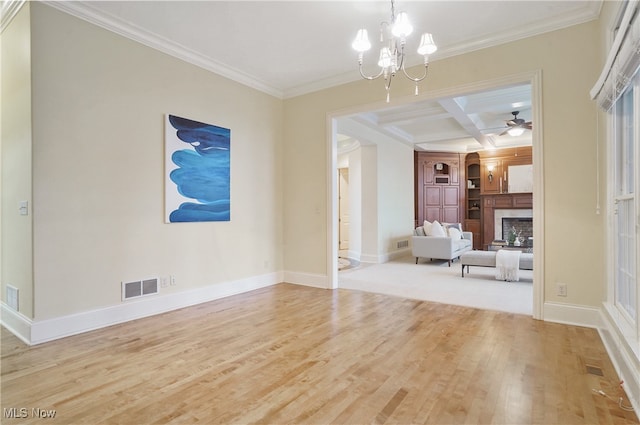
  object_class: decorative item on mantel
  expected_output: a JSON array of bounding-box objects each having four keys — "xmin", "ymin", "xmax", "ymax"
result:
[
  {"xmin": 507, "ymin": 226, "xmax": 522, "ymax": 246},
  {"xmin": 351, "ymin": 0, "xmax": 437, "ymax": 102}
]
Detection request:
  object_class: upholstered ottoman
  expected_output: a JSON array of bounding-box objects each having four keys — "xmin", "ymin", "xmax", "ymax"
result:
[{"xmin": 460, "ymin": 251, "xmax": 533, "ymax": 277}]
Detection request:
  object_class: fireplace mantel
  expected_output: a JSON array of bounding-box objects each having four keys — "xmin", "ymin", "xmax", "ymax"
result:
[{"xmin": 481, "ymin": 193, "xmax": 533, "ymax": 250}]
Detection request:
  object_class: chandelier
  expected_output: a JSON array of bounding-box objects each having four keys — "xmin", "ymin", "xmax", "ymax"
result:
[{"xmin": 351, "ymin": 0, "xmax": 437, "ymax": 103}]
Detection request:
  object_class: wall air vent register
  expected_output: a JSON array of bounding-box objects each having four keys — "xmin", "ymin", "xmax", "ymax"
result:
[{"xmin": 122, "ymin": 278, "xmax": 159, "ymax": 301}]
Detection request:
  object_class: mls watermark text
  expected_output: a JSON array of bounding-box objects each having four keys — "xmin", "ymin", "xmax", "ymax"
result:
[{"xmin": 4, "ymin": 407, "xmax": 57, "ymax": 419}]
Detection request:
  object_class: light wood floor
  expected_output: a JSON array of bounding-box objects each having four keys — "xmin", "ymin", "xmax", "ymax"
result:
[{"xmin": 1, "ymin": 283, "xmax": 638, "ymax": 424}]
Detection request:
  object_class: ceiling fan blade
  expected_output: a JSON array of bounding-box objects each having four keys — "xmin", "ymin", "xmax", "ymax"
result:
[
  {"xmin": 498, "ymin": 129, "xmax": 510, "ymax": 136},
  {"xmin": 525, "ymin": 121, "xmax": 533, "ymax": 129},
  {"xmin": 506, "ymin": 120, "xmax": 516, "ymax": 126}
]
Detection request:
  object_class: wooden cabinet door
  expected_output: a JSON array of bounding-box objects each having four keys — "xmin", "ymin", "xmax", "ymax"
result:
[
  {"xmin": 424, "ymin": 162, "xmax": 434, "ymax": 184},
  {"xmin": 425, "ymin": 186, "xmax": 442, "ymax": 222},
  {"xmin": 482, "ymin": 197, "xmax": 495, "ymax": 249},
  {"xmin": 449, "ymin": 163, "xmax": 459, "ymax": 185},
  {"xmin": 415, "ymin": 152, "xmax": 463, "ymax": 225},
  {"xmin": 442, "ymin": 186, "xmax": 459, "ymax": 223},
  {"xmin": 464, "ymin": 219, "xmax": 481, "ymax": 250}
]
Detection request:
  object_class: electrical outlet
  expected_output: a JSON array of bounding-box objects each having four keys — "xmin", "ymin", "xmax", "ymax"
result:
[
  {"xmin": 170, "ymin": 275, "xmax": 176, "ymax": 286},
  {"xmin": 557, "ymin": 283, "xmax": 567, "ymax": 297}
]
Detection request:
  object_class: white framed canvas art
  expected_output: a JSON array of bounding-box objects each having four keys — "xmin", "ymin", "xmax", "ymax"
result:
[{"xmin": 165, "ymin": 114, "xmax": 230, "ymax": 223}]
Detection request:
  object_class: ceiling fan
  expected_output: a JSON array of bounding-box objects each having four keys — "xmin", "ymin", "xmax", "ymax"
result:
[{"xmin": 499, "ymin": 111, "xmax": 532, "ymax": 136}]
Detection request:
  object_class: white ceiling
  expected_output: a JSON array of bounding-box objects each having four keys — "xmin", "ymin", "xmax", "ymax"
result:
[{"xmin": 47, "ymin": 0, "xmax": 602, "ymax": 152}]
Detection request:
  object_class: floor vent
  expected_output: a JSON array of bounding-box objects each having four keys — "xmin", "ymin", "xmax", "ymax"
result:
[
  {"xmin": 397, "ymin": 240, "xmax": 409, "ymax": 249},
  {"xmin": 122, "ymin": 278, "xmax": 159, "ymax": 301},
  {"xmin": 586, "ymin": 365, "xmax": 604, "ymax": 376}
]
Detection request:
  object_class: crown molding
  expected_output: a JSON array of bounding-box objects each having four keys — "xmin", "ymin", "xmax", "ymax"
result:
[
  {"xmin": 426, "ymin": 0, "xmax": 602, "ymax": 62},
  {"xmin": 41, "ymin": 0, "xmax": 601, "ymax": 100},
  {"xmin": 42, "ymin": 1, "xmax": 284, "ymax": 99},
  {"xmin": 285, "ymin": 1, "xmax": 603, "ymax": 98},
  {"xmin": 1, "ymin": 0, "xmax": 26, "ymax": 33}
]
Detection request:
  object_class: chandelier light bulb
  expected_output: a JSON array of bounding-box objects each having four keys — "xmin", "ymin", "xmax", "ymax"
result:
[
  {"xmin": 352, "ymin": 29, "xmax": 372, "ymax": 52},
  {"xmin": 378, "ymin": 47, "xmax": 393, "ymax": 68},
  {"xmin": 392, "ymin": 12, "xmax": 413, "ymax": 37},
  {"xmin": 417, "ymin": 33, "xmax": 437, "ymax": 55}
]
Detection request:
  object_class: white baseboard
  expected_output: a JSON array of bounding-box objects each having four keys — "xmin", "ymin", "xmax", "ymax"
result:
[
  {"xmin": 346, "ymin": 250, "xmax": 361, "ymax": 261},
  {"xmin": 283, "ymin": 271, "xmax": 329, "ymax": 289},
  {"xmin": 388, "ymin": 248, "xmax": 411, "ymax": 261},
  {"xmin": 359, "ymin": 253, "xmax": 381, "ymax": 264},
  {"xmin": 543, "ymin": 301, "xmax": 602, "ymax": 328},
  {"xmin": 545, "ymin": 301, "xmax": 638, "ymax": 416},
  {"xmin": 360, "ymin": 248, "xmax": 411, "ymax": 264},
  {"xmin": 3, "ymin": 272, "xmax": 282, "ymax": 345},
  {"xmin": 598, "ymin": 305, "xmax": 640, "ymax": 415},
  {"xmin": 0, "ymin": 302, "xmax": 32, "ymax": 345}
]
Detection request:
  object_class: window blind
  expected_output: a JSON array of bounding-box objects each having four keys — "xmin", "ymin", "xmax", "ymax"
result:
[{"xmin": 590, "ymin": 0, "xmax": 640, "ymax": 111}]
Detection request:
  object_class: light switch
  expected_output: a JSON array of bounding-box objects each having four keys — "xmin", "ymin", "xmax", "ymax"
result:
[{"xmin": 19, "ymin": 201, "xmax": 28, "ymax": 216}]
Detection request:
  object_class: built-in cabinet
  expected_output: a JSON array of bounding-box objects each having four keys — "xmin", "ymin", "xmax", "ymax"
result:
[
  {"xmin": 415, "ymin": 147, "xmax": 533, "ymax": 250},
  {"xmin": 464, "ymin": 153, "xmax": 482, "ymax": 249},
  {"xmin": 477, "ymin": 147, "xmax": 533, "ymax": 248},
  {"xmin": 478, "ymin": 147, "xmax": 532, "ymax": 195},
  {"xmin": 414, "ymin": 152, "xmax": 464, "ymax": 226}
]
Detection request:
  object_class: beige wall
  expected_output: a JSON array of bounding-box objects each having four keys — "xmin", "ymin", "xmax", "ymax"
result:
[
  {"xmin": 376, "ymin": 139, "xmax": 414, "ymax": 258},
  {"xmin": 1, "ymin": 3, "xmax": 609, "ymax": 323},
  {"xmin": 284, "ymin": 20, "xmax": 604, "ymax": 307},
  {"xmin": 27, "ymin": 3, "xmax": 283, "ymax": 320},
  {"xmin": 1, "ymin": 4, "xmax": 34, "ymax": 318}
]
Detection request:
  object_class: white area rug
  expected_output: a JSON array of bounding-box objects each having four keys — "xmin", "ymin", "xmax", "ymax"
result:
[
  {"xmin": 338, "ymin": 257, "xmax": 360, "ymax": 271},
  {"xmin": 338, "ymin": 255, "xmax": 533, "ymax": 316}
]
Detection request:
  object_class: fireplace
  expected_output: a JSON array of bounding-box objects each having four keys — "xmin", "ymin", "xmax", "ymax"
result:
[
  {"xmin": 502, "ymin": 217, "xmax": 533, "ymax": 242},
  {"xmin": 494, "ymin": 209, "xmax": 533, "ymax": 240}
]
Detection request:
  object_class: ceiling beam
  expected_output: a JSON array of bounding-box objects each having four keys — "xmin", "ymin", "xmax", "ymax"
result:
[{"xmin": 437, "ymin": 98, "xmax": 496, "ymax": 149}]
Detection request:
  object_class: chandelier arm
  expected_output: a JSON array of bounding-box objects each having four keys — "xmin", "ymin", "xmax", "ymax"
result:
[
  {"xmin": 400, "ymin": 62, "xmax": 429, "ymax": 82},
  {"xmin": 358, "ymin": 59, "xmax": 386, "ymax": 80},
  {"xmin": 395, "ymin": 43, "xmax": 428, "ymax": 82}
]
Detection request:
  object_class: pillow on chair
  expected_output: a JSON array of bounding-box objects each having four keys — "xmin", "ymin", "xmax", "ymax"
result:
[
  {"xmin": 431, "ymin": 220, "xmax": 447, "ymax": 237},
  {"xmin": 443, "ymin": 222, "xmax": 463, "ymax": 233},
  {"xmin": 423, "ymin": 220, "xmax": 433, "ymax": 235},
  {"xmin": 448, "ymin": 227, "xmax": 462, "ymax": 239}
]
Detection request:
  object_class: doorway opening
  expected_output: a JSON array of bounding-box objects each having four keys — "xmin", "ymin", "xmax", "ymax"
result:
[{"xmin": 328, "ymin": 71, "xmax": 544, "ymax": 319}]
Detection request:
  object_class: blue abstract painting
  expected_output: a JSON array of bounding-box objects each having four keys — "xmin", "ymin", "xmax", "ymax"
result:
[{"xmin": 165, "ymin": 114, "xmax": 230, "ymax": 222}]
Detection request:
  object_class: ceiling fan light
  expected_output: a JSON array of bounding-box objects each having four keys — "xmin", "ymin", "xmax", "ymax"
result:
[
  {"xmin": 392, "ymin": 12, "xmax": 413, "ymax": 37},
  {"xmin": 417, "ymin": 33, "xmax": 437, "ymax": 55},
  {"xmin": 352, "ymin": 29, "xmax": 371, "ymax": 52},
  {"xmin": 507, "ymin": 127, "xmax": 525, "ymax": 137}
]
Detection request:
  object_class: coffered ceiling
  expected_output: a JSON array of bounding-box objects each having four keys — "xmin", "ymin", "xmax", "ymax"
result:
[{"xmin": 337, "ymin": 82, "xmax": 532, "ymax": 153}]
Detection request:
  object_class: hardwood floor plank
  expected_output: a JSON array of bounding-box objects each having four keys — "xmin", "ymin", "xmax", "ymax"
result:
[{"xmin": 1, "ymin": 283, "xmax": 637, "ymax": 424}]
